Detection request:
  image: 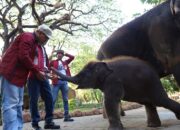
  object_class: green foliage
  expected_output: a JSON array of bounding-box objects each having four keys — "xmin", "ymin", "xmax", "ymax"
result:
[
  {"xmin": 76, "ymin": 89, "xmax": 103, "ymax": 104},
  {"xmin": 70, "ymin": 43, "xmax": 97, "ymax": 74},
  {"xmin": 161, "ymin": 75, "xmax": 180, "ymax": 93},
  {"xmin": 47, "ymin": 0, "xmax": 123, "ymax": 51},
  {"xmin": 54, "ymin": 97, "xmax": 103, "ymax": 112},
  {"xmin": 69, "ymin": 99, "xmax": 77, "ymax": 110}
]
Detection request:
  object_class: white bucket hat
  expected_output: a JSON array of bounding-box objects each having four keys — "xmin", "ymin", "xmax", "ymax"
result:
[{"xmin": 38, "ymin": 24, "xmax": 52, "ymax": 39}]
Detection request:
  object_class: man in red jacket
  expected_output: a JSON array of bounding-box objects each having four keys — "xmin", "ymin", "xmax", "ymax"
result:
[
  {"xmin": 0, "ymin": 24, "xmax": 59, "ymax": 130},
  {"xmin": 26, "ymin": 25, "xmax": 60, "ymax": 130},
  {"xmin": 50, "ymin": 50, "xmax": 74, "ymax": 122}
]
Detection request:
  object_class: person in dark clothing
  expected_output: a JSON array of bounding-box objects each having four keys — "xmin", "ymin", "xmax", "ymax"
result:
[{"xmin": 27, "ymin": 24, "xmax": 60, "ymax": 130}]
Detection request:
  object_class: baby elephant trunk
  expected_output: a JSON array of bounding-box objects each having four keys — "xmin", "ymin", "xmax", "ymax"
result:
[{"xmin": 51, "ymin": 67, "xmax": 78, "ymax": 84}]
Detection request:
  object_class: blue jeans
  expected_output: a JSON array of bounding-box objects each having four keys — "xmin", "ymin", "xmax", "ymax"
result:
[
  {"xmin": 0, "ymin": 76, "xmax": 24, "ymax": 130},
  {"xmin": 52, "ymin": 80, "xmax": 69, "ymax": 117},
  {"xmin": 27, "ymin": 78, "xmax": 53, "ymax": 125}
]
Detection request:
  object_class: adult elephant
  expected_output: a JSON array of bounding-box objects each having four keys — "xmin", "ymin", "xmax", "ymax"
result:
[{"xmin": 97, "ymin": 0, "xmax": 180, "ymax": 86}]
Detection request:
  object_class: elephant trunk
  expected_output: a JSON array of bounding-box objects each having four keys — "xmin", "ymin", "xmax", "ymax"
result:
[{"xmin": 51, "ymin": 67, "xmax": 78, "ymax": 84}]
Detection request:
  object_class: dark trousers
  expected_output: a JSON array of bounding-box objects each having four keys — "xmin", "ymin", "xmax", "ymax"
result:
[{"xmin": 27, "ymin": 78, "xmax": 53, "ymax": 125}]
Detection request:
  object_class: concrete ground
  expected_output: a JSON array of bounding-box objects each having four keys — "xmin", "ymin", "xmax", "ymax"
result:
[{"xmin": 0, "ymin": 107, "xmax": 180, "ymax": 130}]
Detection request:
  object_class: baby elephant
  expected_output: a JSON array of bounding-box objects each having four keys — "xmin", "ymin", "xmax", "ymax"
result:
[{"xmin": 51, "ymin": 56, "xmax": 180, "ymax": 130}]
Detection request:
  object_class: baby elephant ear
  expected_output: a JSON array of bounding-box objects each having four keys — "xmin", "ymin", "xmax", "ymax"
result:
[
  {"xmin": 170, "ymin": 0, "xmax": 180, "ymax": 15},
  {"xmin": 95, "ymin": 62, "xmax": 111, "ymax": 73},
  {"xmin": 95, "ymin": 62, "xmax": 113, "ymax": 84}
]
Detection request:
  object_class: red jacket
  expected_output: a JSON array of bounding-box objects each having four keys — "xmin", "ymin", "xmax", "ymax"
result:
[
  {"xmin": 28, "ymin": 45, "xmax": 50, "ymax": 78},
  {"xmin": 0, "ymin": 32, "xmax": 39, "ymax": 87},
  {"xmin": 50, "ymin": 53, "xmax": 74, "ymax": 85}
]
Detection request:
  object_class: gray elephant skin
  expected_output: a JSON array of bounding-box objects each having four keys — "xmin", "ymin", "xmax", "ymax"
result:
[
  {"xmin": 51, "ymin": 56, "xmax": 180, "ymax": 130},
  {"xmin": 97, "ymin": 0, "xmax": 180, "ymax": 86}
]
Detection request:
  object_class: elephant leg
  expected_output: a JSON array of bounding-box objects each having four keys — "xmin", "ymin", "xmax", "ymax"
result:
[
  {"xmin": 145, "ymin": 104, "xmax": 161, "ymax": 127},
  {"xmin": 167, "ymin": 99, "xmax": 180, "ymax": 120},
  {"xmin": 151, "ymin": 85, "xmax": 180, "ymax": 120},
  {"xmin": 102, "ymin": 100, "xmax": 108, "ymax": 119},
  {"xmin": 104, "ymin": 95, "xmax": 123, "ymax": 130},
  {"xmin": 103, "ymin": 96, "xmax": 125, "ymax": 119},
  {"xmin": 156, "ymin": 97, "xmax": 180, "ymax": 120},
  {"xmin": 103, "ymin": 104, "xmax": 125, "ymax": 118}
]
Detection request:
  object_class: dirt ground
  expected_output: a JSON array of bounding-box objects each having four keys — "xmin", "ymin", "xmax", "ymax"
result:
[{"xmin": 0, "ymin": 92, "xmax": 179, "ymax": 130}]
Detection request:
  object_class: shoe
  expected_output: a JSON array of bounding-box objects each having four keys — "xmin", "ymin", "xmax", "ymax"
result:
[
  {"xmin": 44, "ymin": 122, "xmax": 60, "ymax": 129},
  {"xmin": 32, "ymin": 124, "xmax": 42, "ymax": 130},
  {"xmin": 64, "ymin": 115, "xmax": 74, "ymax": 122}
]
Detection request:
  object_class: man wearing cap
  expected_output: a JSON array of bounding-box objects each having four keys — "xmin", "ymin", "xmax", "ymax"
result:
[
  {"xmin": 0, "ymin": 24, "xmax": 55, "ymax": 130},
  {"xmin": 50, "ymin": 50, "xmax": 74, "ymax": 122},
  {"xmin": 27, "ymin": 24, "xmax": 60, "ymax": 130}
]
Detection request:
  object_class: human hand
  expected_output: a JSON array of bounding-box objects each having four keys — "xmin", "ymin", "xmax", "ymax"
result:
[
  {"xmin": 36, "ymin": 71, "xmax": 46, "ymax": 81},
  {"xmin": 50, "ymin": 67, "xmax": 58, "ymax": 74},
  {"xmin": 45, "ymin": 73, "xmax": 55, "ymax": 79},
  {"xmin": 44, "ymin": 68, "xmax": 50, "ymax": 73}
]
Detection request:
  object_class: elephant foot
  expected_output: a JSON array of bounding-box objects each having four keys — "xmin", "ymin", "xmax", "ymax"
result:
[
  {"xmin": 108, "ymin": 123, "xmax": 123, "ymax": 130},
  {"xmin": 103, "ymin": 113, "xmax": 107, "ymax": 119},
  {"xmin": 175, "ymin": 113, "xmax": 180, "ymax": 120},
  {"xmin": 108, "ymin": 126, "xmax": 123, "ymax": 130},
  {"xmin": 147, "ymin": 120, "xmax": 161, "ymax": 127},
  {"xmin": 120, "ymin": 111, "xmax": 126, "ymax": 116},
  {"xmin": 145, "ymin": 105, "xmax": 161, "ymax": 127}
]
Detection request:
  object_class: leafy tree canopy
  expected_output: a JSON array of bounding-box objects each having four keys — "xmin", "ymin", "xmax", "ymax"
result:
[{"xmin": 0, "ymin": 0, "xmax": 122, "ymax": 53}]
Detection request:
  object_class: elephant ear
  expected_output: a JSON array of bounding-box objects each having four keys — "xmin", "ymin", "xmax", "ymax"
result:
[
  {"xmin": 95, "ymin": 62, "xmax": 113, "ymax": 85},
  {"xmin": 170, "ymin": 0, "xmax": 180, "ymax": 16}
]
